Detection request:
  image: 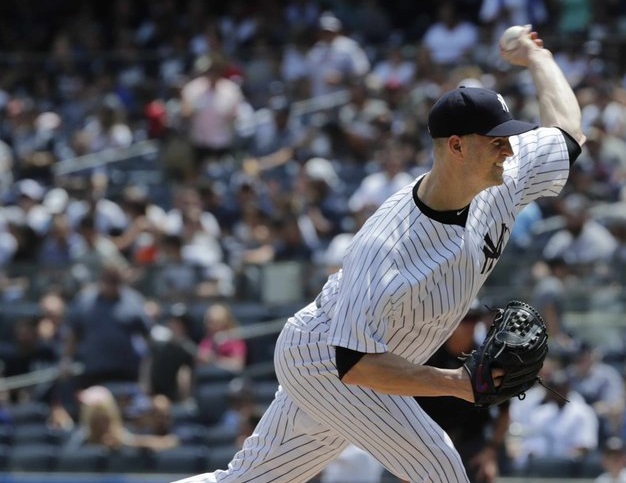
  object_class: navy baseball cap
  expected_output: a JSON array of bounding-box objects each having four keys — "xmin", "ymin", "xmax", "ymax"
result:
[{"xmin": 428, "ymin": 86, "xmax": 537, "ymax": 138}]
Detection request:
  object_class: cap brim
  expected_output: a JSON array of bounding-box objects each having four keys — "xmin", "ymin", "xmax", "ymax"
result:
[{"xmin": 484, "ymin": 119, "xmax": 537, "ymax": 137}]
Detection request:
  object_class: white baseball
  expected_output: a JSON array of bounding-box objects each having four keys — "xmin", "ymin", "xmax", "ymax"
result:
[{"xmin": 499, "ymin": 25, "xmax": 526, "ymax": 51}]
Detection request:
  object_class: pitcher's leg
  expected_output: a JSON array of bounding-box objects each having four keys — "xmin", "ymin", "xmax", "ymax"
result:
[
  {"xmin": 172, "ymin": 387, "xmax": 348, "ymax": 483},
  {"xmin": 275, "ymin": 341, "xmax": 469, "ymax": 482}
]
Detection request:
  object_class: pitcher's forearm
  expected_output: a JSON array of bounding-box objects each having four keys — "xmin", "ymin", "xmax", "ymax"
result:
[{"xmin": 341, "ymin": 352, "xmax": 473, "ymax": 401}]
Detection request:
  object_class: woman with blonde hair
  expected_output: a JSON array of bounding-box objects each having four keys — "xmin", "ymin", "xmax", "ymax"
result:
[
  {"xmin": 197, "ymin": 303, "xmax": 247, "ymax": 372},
  {"xmin": 65, "ymin": 385, "xmax": 178, "ymax": 452},
  {"xmin": 65, "ymin": 385, "xmax": 131, "ymax": 450}
]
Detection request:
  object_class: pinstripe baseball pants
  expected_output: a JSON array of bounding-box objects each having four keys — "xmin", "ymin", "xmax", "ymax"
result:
[{"xmin": 172, "ymin": 303, "xmax": 470, "ymax": 483}]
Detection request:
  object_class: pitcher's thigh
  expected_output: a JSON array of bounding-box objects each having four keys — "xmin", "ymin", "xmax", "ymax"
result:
[
  {"xmin": 174, "ymin": 387, "xmax": 349, "ymax": 483},
  {"xmin": 281, "ymin": 375, "xmax": 469, "ymax": 482}
]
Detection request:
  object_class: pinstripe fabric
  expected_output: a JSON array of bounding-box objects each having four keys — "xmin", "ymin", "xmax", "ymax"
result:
[
  {"xmin": 171, "ymin": 127, "xmax": 570, "ymax": 483},
  {"xmin": 324, "ymin": 127, "xmax": 569, "ymax": 363}
]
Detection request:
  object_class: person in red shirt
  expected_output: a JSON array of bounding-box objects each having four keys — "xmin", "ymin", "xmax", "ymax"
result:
[{"xmin": 197, "ymin": 303, "xmax": 247, "ymax": 372}]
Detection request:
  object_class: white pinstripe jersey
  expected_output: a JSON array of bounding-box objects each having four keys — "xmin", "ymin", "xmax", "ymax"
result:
[{"xmin": 309, "ymin": 127, "xmax": 570, "ymax": 364}]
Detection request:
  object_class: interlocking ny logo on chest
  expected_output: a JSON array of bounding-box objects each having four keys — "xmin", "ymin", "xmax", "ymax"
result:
[{"xmin": 481, "ymin": 223, "xmax": 509, "ymax": 273}]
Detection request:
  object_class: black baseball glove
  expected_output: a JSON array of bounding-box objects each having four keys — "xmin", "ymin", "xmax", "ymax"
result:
[{"xmin": 462, "ymin": 300, "xmax": 548, "ymax": 407}]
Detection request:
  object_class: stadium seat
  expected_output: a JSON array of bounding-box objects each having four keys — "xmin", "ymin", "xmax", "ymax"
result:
[
  {"xmin": 577, "ymin": 451, "xmax": 604, "ymax": 478},
  {"xmin": 56, "ymin": 444, "xmax": 109, "ymax": 472},
  {"xmin": 244, "ymin": 333, "xmax": 278, "ymax": 371},
  {"xmin": 0, "ymin": 444, "xmax": 9, "ymax": 471},
  {"xmin": 151, "ymin": 445, "xmax": 210, "ymax": 474},
  {"xmin": 170, "ymin": 401, "xmax": 201, "ymax": 426},
  {"xmin": 206, "ymin": 444, "xmax": 239, "ymax": 472},
  {"xmin": 254, "ymin": 380, "xmax": 279, "ymax": 407},
  {"xmin": 6, "ymin": 401, "xmax": 49, "ymax": 425},
  {"xmin": 8, "ymin": 443, "xmax": 59, "ymax": 472},
  {"xmin": 106, "ymin": 446, "xmax": 153, "ymax": 473},
  {"xmin": 0, "ymin": 426, "xmax": 13, "ymax": 446},
  {"xmin": 523, "ymin": 456, "xmax": 576, "ymax": 477},
  {"xmin": 203, "ymin": 424, "xmax": 238, "ymax": 447},
  {"xmin": 228, "ymin": 302, "xmax": 271, "ymax": 325},
  {"xmin": 195, "ymin": 364, "xmax": 239, "ymax": 385},
  {"xmin": 174, "ymin": 423, "xmax": 212, "ymax": 446},
  {"xmin": 194, "ymin": 382, "xmax": 233, "ymax": 426},
  {"xmin": 12, "ymin": 422, "xmax": 68, "ymax": 445}
]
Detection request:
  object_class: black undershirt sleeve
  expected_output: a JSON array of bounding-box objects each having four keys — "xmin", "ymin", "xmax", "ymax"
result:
[
  {"xmin": 335, "ymin": 346, "xmax": 366, "ymax": 380},
  {"xmin": 556, "ymin": 128, "xmax": 582, "ymax": 165}
]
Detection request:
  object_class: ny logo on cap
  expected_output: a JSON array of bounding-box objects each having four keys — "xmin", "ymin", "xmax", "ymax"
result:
[{"xmin": 497, "ymin": 94, "xmax": 510, "ymax": 113}]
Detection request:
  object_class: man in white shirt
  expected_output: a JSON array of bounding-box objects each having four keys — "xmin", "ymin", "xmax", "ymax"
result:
[
  {"xmin": 181, "ymin": 55, "xmax": 246, "ymax": 170},
  {"xmin": 305, "ymin": 12, "xmax": 370, "ymax": 99}
]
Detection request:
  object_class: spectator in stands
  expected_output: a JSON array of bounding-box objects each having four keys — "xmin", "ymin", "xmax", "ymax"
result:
[
  {"xmin": 10, "ymin": 178, "xmax": 50, "ymax": 237},
  {"xmin": 132, "ymin": 394, "xmax": 181, "ymax": 445},
  {"xmin": 421, "ymin": 2, "xmax": 479, "ymax": 67},
  {"xmin": 243, "ymin": 95, "xmax": 307, "ymax": 192},
  {"xmin": 180, "ymin": 53, "xmax": 247, "ymax": 175},
  {"xmin": 64, "ymin": 385, "xmax": 179, "ymax": 452},
  {"xmin": 354, "ymin": 0, "xmax": 392, "ymax": 39},
  {"xmin": 542, "ymin": 193, "xmax": 618, "ymax": 273},
  {"xmin": 270, "ymin": 212, "xmax": 314, "ymax": 263},
  {"xmin": 225, "ymin": 190, "xmax": 276, "ymax": 272},
  {"xmin": 64, "ymin": 385, "xmax": 132, "ymax": 450},
  {"xmin": 62, "ymin": 262, "xmax": 153, "ymax": 389},
  {"xmin": 152, "ymin": 234, "xmax": 202, "ymax": 300},
  {"xmin": 283, "ymin": 0, "xmax": 320, "ymax": 33},
  {"xmin": 65, "ymin": 174, "xmax": 128, "ymax": 237},
  {"xmin": 370, "ymin": 41, "xmax": 416, "ymax": 91},
  {"xmin": 0, "ymin": 138, "xmax": 14, "ymax": 202},
  {"xmin": 554, "ymin": 42, "xmax": 592, "ymax": 89},
  {"xmin": 218, "ymin": 378, "xmax": 261, "ymax": 438},
  {"xmin": 530, "ymin": 256, "xmax": 576, "ymax": 351},
  {"xmin": 19, "ymin": 110, "xmax": 65, "ymax": 186},
  {"xmin": 606, "ymin": 212, "xmax": 626, "ymax": 285},
  {"xmin": 81, "ymin": 98, "xmax": 134, "ymax": 153},
  {"xmin": 580, "ymin": 83, "xmax": 626, "ymax": 137},
  {"xmin": 305, "ymin": 11, "xmax": 370, "ymax": 99},
  {"xmin": 112, "ymin": 185, "xmax": 165, "ymax": 265},
  {"xmin": 337, "ymin": 80, "xmax": 393, "ymax": 162},
  {"xmin": 347, "ymin": 138, "xmax": 414, "ymax": 215},
  {"xmin": 197, "ymin": 303, "xmax": 247, "ymax": 373},
  {"xmin": 148, "ymin": 303, "xmax": 197, "ymax": 403},
  {"xmin": 509, "ymin": 370, "xmax": 599, "ymax": 472},
  {"xmin": 280, "ymin": 29, "xmax": 311, "ymax": 100},
  {"xmin": 570, "ymin": 126, "xmax": 626, "ymax": 202},
  {"xmin": 567, "ymin": 341, "xmax": 626, "ymax": 443},
  {"xmin": 73, "ymin": 213, "xmax": 128, "ymax": 275},
  {"xmin": 0, "ymin": 316, "xmax": 58, "ymax": 403},
  {"xmin": 163, "ymin": 186, "xmax": 235, "ymax": 297},
  {"xmin": 594, "ymin": 436, "xmax": 626, "ymax": 483},
  {"xmin": 509, "ymin": 201, "xmax": 543, "ymax": 252},
  {"xmin": 37, "ymin": 290, "xmax": 67, "ymax": 345},
  {"xmin": 37, "ymin": 212, "xmax": 84, "ymax": 267},
  {"xmin": 292, "ymin": 156, "xmax": 347, "ymax": 255},
  {"xmin": 241, "ymin": 36, "xmax": 281, "ymax": 109},
  {"xmin": 5, "ymin": 218, "xmax": 40, "ymax": 266}
]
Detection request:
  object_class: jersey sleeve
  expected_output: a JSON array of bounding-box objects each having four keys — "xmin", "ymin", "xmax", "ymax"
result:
[
  {"xmin": 326, "ymin": 231, "xmax": 401, "ymax": 354},
  {"xmin": 509, "ymin": 127, "xmax": 571, "ymax": 207}
]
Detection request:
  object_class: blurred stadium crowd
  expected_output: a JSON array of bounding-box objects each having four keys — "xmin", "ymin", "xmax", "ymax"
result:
[{"xmin": 1, "ymin": 0, "xmax": 626, "ymax": 480}]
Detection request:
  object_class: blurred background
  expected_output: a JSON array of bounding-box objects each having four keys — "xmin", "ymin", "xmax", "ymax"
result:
[{"xmin": 0, "ymin": 0, "xmax": 626, "ymax": 481}]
